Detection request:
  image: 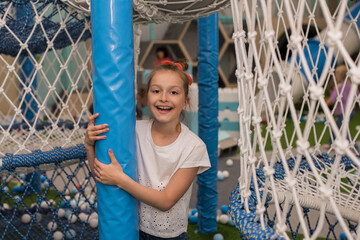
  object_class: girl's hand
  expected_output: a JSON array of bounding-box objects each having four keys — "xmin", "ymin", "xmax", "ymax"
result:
[
  {"xmin": 94, "ymin": 149, "xmax": 125, "ymax": 186},
  {"xmin": 84, "ymin": 113, "xmax": 109, "ymax": 147}
]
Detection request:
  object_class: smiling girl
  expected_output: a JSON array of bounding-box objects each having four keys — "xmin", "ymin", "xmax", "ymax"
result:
[{"xmin": 84, "ymin": 60, "xmax": 211, "ymax": 240}]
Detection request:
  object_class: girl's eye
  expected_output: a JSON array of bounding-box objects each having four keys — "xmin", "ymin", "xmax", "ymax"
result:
[
  {"xmin": 171, "ymin": 91, "xmax": 178, "ymax": 95},
  {"xmin": 152, "ymin": 89, "xmax": 160, "ymax": 94}
]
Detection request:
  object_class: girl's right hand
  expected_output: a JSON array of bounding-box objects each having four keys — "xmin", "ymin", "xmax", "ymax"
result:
[{"xmin": 84, "ymin": 113, "xmax": 109, "ymax": 147}]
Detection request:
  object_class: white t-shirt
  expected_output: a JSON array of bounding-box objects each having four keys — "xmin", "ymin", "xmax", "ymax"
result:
[{"xmin": 136, "ymin": 120, "xmax": 211, "ymax": 238}]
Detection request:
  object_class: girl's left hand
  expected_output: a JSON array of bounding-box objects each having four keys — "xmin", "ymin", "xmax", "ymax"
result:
[{"xmin": 94, "ymin": 149, "xmax": 124, "ymax": 186}]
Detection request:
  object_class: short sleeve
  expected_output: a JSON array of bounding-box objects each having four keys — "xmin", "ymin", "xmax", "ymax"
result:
[{"xmin": 180, "ymin": 144, "xmax": 211, "ymax": 174}]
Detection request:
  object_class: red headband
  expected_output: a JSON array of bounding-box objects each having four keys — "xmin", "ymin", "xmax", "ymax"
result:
[{"xmin": 161, "ymin": 60, "xmax": 193, "ymax": 85}]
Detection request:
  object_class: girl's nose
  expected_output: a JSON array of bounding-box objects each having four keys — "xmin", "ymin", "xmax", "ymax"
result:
[{"xmin": 160, "ymin": 92, "xmax": 168, "ymax": 101}]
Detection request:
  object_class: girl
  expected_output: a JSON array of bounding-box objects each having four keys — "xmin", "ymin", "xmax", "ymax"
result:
[{"xmin": 84, "ymin": 60, "xmax": 211, "ymax": 240}]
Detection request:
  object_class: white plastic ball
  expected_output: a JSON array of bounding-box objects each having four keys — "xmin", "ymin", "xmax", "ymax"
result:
[
  {"xmin": 68, "ymin": 214, "xmax": 77, "ymax": 223},
  {"xmin": 43, "ymin": 181, "xmax": 49, "ymax": 188},
  {"xmin": 80, "ymin": 202, "xmax": 89, "ymax": 212},
  {"xmin": 89, "ymin": 212, "xmax": 98, "ymax": 221},
  {"xmin": 70, "ymin": 199, "xmax": 78, "ymax": 209},
  {"xmin": 14, "ymin": 195, "xmax": 21, "ymax": 202},
  {"xmin": 216, "ymin": 215, "xmax": 220, "ymax": 222},
  {"xmin": 53, "ymin": 231, "xmax": 63, "ymax": 240},
  {"xmin": 71, "ymin": 186, "xmax": 78, "ymax": 194},
  {"xmin": 65, "ymin": 196, "xmax": 71, "ymax": 201},
  {"xmin": 58, "ymin": 208, "xmax": 65, "ymax": 218},
  {"xmin": 35, "ymin": 213, "xmax": 42, "ymax": 222},
  {"xmin": 19, "ymin": 173, "xmax": 26, "ymax": 180},
  {"xmin": 48, "ymin": 199, "xmax": 56, "ymax": 206},
  {"xmin": 89, "ymin": 217, "xmax": 98, "ymax": 228},
  {"xmin": 79, "ymin": 213, "xmax": 88, "ymax": 222},
  {"xmin": 64, "ymin": 210, "xmax": 72, "ymax": 219},
  {"xmin": 226, "ymin": 159, "xmax": 234, "ymax": 166},
  {"xmin": 222, "ymin": 170, "xmax": 230, "ymax": 178},
  {"xmin": 3, "ymin": 186, "xmax": 9, "ymax": 193},
  {"xmin": 2, "ymin": 203, "xmax": 9, "ymax": 209},
  {"xmin": 65, "ymin": 229, "xmax": 76, "ymax": 239},
  {"xmin": 213, "ymin": 233, "xmax": 224, "ymax": 240},
  {"xmin": 74, "ymin": 193, "xmax": 81, "ymax": 201},
  {"xmin": 65, "ymin": 189, "xmax": 70, "ymax": 195},
  {"xmin": 47, "ymin": 221, "xmax": 58, "ymax": 231},
  {"xmin": 219, "ymin": 214, "xmax": 229, "ymax": 224},
  {"xmin": 21, "ymin": 214, "xmax": 32, "ymax": 224},
  {"xmin": 40, "ymin": 201, "xmax": 49, "ymax": 209},
  {"xmin": 30, "ymin": 203, "xmax": 37, "ymax": 208}
]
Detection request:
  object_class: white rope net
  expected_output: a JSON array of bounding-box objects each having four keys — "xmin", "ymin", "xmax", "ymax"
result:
[
  {"xmin": 231, "ymin": 0, "xmax": 360, "ymax": 239},
  {"xmin": 0, "ymin": 1, "xmax": 92, "ymax": 157}
]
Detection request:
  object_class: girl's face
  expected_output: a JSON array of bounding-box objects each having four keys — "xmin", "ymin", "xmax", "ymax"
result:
[{"xmin": 147, "ymin": 70, "xmax": 189, "ymax": 126}]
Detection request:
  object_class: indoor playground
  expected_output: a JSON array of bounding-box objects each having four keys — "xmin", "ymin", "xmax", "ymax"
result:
[{"xmin": 0, "ymin": 0, "xmax": 360, "ymax": 239}]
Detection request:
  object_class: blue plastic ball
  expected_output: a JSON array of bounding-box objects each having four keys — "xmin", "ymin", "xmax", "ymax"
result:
[
  {"xmin": 70, "ymin": 186, "xmax": 77, "ymax": 194},
  {"xmin": 12, "ymin": 185, "xmax": 20, "ymax": 194},
  {"xmin": 339, "ymin": 232, "xmax": 347, "ymax": 240},
  {"xmin": 40, "ymin": 175, "xmax": 47, "ymax": 183},
  {"xmin": 220, "ymin": 205, "xmax": 228, "ymax": 214},
  {"xmin": 60, "ymin": 201, "xmax": 69, "ymax": 208},
  {"xmin": 191, "ymin": 208, "xmax": 198, "ymax": 216},
  {"xmin": 19, "ymin": 185, "xmax": 25, "ymax": 193},
  {"xmin": 65, "ymin": 229, "xmax": 76, "ymax": 239},
  {"xmin": 213, "ymin": 233, "xmax": 224, "ymax": 240},
  {"xmin": 189, "ymin": 215, "xmax": 198, "ymax": 224}
]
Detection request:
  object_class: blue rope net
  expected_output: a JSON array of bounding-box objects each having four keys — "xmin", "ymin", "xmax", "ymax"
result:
[
  {"xmin": 229, "ymin": 153, "xmax": 359, "ymax": 240},
  {"xmin": 0, "ymin": 0, "xmax": 91, "ymax": 57},
  {"xmin": 0, "ymin": 144, "xmax": 99, "ymax": 239}
]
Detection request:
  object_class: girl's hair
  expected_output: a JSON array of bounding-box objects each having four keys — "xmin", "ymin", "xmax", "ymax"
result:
[{"xmin": 146, "ymin": 59, "xmax": 190, "ymax": 98}]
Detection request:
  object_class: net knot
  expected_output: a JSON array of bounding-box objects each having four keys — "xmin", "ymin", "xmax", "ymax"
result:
[
  {"xmin": 279, "ymin": 83, "xmax": 291, "ymax": 96},
  {"xmin": 309, "ymin": 85, "xmax": 324, "ymax": 101},
  {"xmin": 47, "ymin": 41, "xmax": 54, "ymax": 48},
  {"xmin": 349, "ymin": 67, "xmax": 360, "ymax": 84},
  {"xmin": 290, "ymin": 34, "xmax": 302, "ymax": 46},
  {"xmin": 296, "ymin": 139, "xmax": 309, "ymax": 154},
  {"xmin": 319, "ymin": 186, "xmax": 332, "ymax": 199},
  {"xmin": 265, "ymin": 30, "xmax": 275, "ymax": 40},
  {"xmin": 232, "ymin": 31, "xmax": 245, "ymax": 39},
  {"xmin": 252, "ymin": 116, "xmax": 262, "ymax": 125},
  {"xmin": 276, "ymin": 223, "xmax": 287, "ymax": 233},
  {"xmin": 285, "ymin": 176, "xmax": 296, "ymax": 188},
  {"xmin": 7, "ymin": 65, "xmax": 15, "ymax": 72},
  {"xmin": 248, "ymin": 31, "xmax": 257, "ymax": 40},
  {"xmin": 327, "ymin": 31, "xmax": 342, "ymax": 46},
  {"xmin": 35, "ymin": 63, "xmax": 42, "ymax": 70},
  {"xmin": 258, "ymin": 77, "xmax": 268, "ymax": 89},
  {"xmin": 245, "ymin": 73, "xmax": 253, "ymax": 82},
  {"xmin": 263, "ymin": 166, "xmax": 275, "ymax": 177},
  {"xmin": 20, "ymin": 43, "xmax": 28, "ymax": 49},
  {"xmin": 0, "ymin": 19, "xmax": 5, "ymax": 28},
  {"xmin": 256, "ymin": 205, "xmax": 265, "ymax": 215},
  {"xmin": 334, "ymin": 139, "xmax": 348, "ymax": 155},
  {"xmin": 271, "ymin": 130, "xmax": 282, "ymax": 139},
  {"xmin": 248, "ymin": 156, "xmax": 257, "ymax": 165},
  {"xmin": 0, "ymin": 88, "xmax": 3, "ymax": 94}
]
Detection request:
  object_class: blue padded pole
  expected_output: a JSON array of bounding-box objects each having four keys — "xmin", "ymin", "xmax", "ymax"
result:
[
  {"xmin": 196, "ymin": 13, "xmax": 219, "ymax": 233},
  {"xmin": 91, "ymin": 0, "xmax": 138, "ymax": 239}
]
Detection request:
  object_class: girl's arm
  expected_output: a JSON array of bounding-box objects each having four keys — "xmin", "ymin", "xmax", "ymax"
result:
[
  {"xmin": 94, "ymin": 150, "xmax": 198, "ymax": 211},
  {"xmin": 84, "ymin": 113, "xmax": 109, "ymax": 175}
]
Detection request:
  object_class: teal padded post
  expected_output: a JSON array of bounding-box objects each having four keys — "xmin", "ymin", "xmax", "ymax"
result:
[{"xmin": 91, "ymin": 0, "xmax": 138, "ymax": 239}]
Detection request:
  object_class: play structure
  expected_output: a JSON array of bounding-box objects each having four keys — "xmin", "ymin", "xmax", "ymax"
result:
[{"xmin": 0, "ymin": 0, "xmax": 359, "ymax": 239}]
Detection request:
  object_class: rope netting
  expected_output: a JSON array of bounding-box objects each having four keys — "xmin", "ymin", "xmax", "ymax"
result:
[
  {"xmin": 0, "ymin": 0, "xmax": 230, "ymax": 239},
  {"xmin": 0, "ymin": 0, "xmax": 96, "ymax": 239},
  {"xmin": 229, "ymin": 0, "xmax": 360, "ymax": 239}
]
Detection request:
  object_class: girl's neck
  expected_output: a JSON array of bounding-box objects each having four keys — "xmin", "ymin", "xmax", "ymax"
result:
[{"xmin": 151, "ymin": 120, "xmax": 181, "ymax": 146}]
